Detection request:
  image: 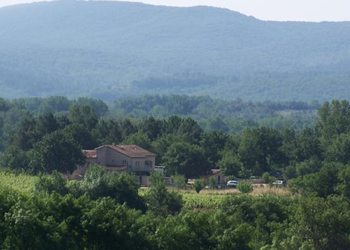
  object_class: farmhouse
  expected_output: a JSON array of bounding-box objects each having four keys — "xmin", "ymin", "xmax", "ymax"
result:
[
  {"xmin": 67, "ymin": 144, "xmax": 156, "ymax": 184},
  {"xmin": 201, "ymin": 169, "xmax": 227, "ymax": 186},
  {"xmin": 210, "ymin": 169, "xmax": 227, "ymax": 185}
]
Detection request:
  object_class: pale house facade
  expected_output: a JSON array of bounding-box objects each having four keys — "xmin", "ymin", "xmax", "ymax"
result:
[
  {"xmin": 67, "ymin": 145, "xmax": 156, "ymax": 185},
  {"xmin": 94, "ymin": 144, "xmax": 155, "ymax": 173}
]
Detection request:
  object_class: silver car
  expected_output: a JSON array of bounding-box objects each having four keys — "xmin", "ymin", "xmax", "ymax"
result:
[{"xmin": 226, "ymin": 180, "xmax": 239, "ymax": 187}]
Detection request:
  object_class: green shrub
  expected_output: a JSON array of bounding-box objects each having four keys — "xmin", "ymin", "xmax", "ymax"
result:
[
  {"xmin": 145, "ymin": 172, "xmax": 183, "ymax": 216},
  {"xmin": 262, "ymin": 172, "xmax": 270, "ymax": 183},
  {"xmin": 284, "ymin": 165, "xmax": 297, "ymax": 180},
  {"xmin": 237, "ymin": 181, "xmax": 253, "ymax": 194},
  {"xmin": 172, "ymin": 175, "xmax": 186, "ymax": 189},
  {"xmin": 209, "ymin": 176, "xmax": 217, "ymax": 189},
  {"xmin": 226, "ymin": 175, "xmax": 237, "ymax": 181},
  {"xmin": 35, "ymin": 171, "xmax": 69, "ymax": 195},
  {"xmin": 268, "ymin": 177, "xmax": 277, "ymax": 187},
  {"xmin": 193, "ymin": 179, "xmax": 205, "ymax": 193}
]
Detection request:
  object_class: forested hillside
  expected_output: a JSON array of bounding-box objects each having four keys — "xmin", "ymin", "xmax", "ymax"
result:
[{"xmin": 0, "ymin": 1, "xmax": 350, "ymax": 100}]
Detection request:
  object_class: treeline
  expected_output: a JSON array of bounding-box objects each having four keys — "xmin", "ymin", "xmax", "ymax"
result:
[
  {"xmin": 0, "ymin": 96, "xmax": 107, "ymax": 151},
  {"xmin": 2, "ymin": 96, "xmax": 350, "ymax": 182},
  {"xmin": 131, "ymin": 73, "xmax": 223, "ymax": 89},
  {"xmin": 111, "ymin": 94, "xmax": 318, "ymax": 116},
  {"xmin": 10, "ymin": 96, "xmax": 108, "ymax": 117},
  {"xmin": 0, "ymin": 95, "xmax": 318, "ymax": 154},
  {"xmin": 128, "ymin": 73, "xmax": 350, "ymax": 103},
  {"xmin": 111, "ymin": 94, "xmax": 319, "ymax": 133}
]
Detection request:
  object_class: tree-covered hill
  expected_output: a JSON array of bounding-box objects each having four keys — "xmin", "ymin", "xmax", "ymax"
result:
[
  {"xmin": 0, "ymin": 95, "xmax": 318, "ymax": 142},
  {"xmin": 0, "ymin": 1, "xmax": 350, "ymax": 100}
]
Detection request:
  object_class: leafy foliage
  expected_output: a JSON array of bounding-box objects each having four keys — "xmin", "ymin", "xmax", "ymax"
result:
[
  {"xmin": 237, "ymin": 182, "xmax": 253, "ymax": 194},
  {"xmin": 28, "ymin": 130, "xmax": 85, "ymax": 174},
  {"xmin": 2, "ymin": 171, "xmax": 350, "ymax": 250},
  {"xmin": 144, "ymin": 172, "xmax": 183, "ymax": 216},
  {"xmin": 111, "ymin": 94, "xmax": 318, "ymax": 133},
  {"xmin": 193, "ymin": 179, "xmax": 206, "ymax": 194},
  {"xmin": 172, "ymin": 175, "xmax": 186, "ymax": 189},
  {"xmin": 162, "ymin": 142, "xmax": 211, "ymax": 178}
]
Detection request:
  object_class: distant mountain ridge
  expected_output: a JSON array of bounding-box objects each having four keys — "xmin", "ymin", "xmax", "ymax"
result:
[{"xmin": 0, "ymin": 0, "xmax": 350, "ymax": 101}]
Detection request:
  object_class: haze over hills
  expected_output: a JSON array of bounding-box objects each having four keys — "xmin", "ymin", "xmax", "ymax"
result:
[{"xmin": 0, "ymin": 0, "xmax": 350, "ymax": 101}]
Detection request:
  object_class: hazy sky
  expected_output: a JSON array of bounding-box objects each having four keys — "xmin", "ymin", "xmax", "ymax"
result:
[{"xmin": 0, "ymin": 0, "xmax": 349, "ymax": 22}]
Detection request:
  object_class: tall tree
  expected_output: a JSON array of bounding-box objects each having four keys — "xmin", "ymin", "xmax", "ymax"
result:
[
  {"xmin": 317, "ymin": 100, "xmax": 350, "ymax": 142},
  {"xmin": 63, "ymin": 124, "xmax": 97, "ymax": 149},
  {"xmin": 69, "ymin": 105, "xmax": 98, "ymax": 130},
  {"xmin": 200, "ymin": 130, "xmax": 229, "ymax": 166},
  {"xmin": 294, "ymin": 127, "xmax": 323, "ymax": 162},
  {"xmin": 163, "ymin": 142, "xmax": 210, "ymax": 178},
  {"xmin": 238, "ymin": 127, "xmax": 285, "ymax": 175},
  {"xmin": 35, "ymin": 113, "xmax": 59, "ymax": 139},
  {"xmin": 325, "ymin": 132, "xmax": 350, "ymax": 165},
  {"xmin": 0, "ymin": 145, "xmax": 29, "ymax": 171},
  {"xmin": 120, "ymin": 119, "xmax": 137, "ymax": 140},
  {"xmin": 178, "ymin": 117, "xmax": 203, "ymax": 144},
  {"xmin": 28, "ymin": 130, "xmax": 85, "ymax": 174},
  {"xmin": 12, "ymin": 117, "xmax": 37, "ymax": 151},
  {"xmin": 141, "ymin": 117, "xmax": 163, "ymax": 141},
  {"xmin": 122, "ymin": 131, "xmax": 153, "ymax": 151}
]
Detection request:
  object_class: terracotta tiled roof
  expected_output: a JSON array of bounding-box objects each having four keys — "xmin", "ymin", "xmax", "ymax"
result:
[
  {"xmin": 95, "ymin": 145, "xmax": 156, "ymax": 158},
  {"xmin": 83, "ymin": 150, "xmax": 97, "ymax": 159}
]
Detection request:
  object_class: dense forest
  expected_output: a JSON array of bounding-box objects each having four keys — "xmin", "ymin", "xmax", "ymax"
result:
[
  {"xmin": 110, "ymin": 94, "xmax": 318, "ymax": 133},
  {"xmin": 0, "ymin": 94, "xmax": 318, "ymax": 150},
  {"xmin": 0, "ymin": 1, "xmax": 350, "ymax": 100},
  {"xmin": 1, "ymin": 95, "xmax": 350, "ymax": 249},
  {"xmin": 0, "ymin": 94, "xmax": 349, "ymax": 181}
]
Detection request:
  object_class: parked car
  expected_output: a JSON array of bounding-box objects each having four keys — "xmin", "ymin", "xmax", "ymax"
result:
[
  {"xmin": 272, "ymin": 180, "xmax": 284, "ymax": 186},
  {"xmin": 186, "ymin": 179, "xmax": 196, "ymax": 185},
  {"xmin": 226, "ymin": 180, "xmax": 239, "ymax": 187}
]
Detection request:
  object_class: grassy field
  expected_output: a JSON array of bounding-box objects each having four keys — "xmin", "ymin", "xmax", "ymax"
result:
[
  {"xmin": 182, "ymin": 193, "xmax": 226, "ymax": 209},
  {"xmin": 0, "ymin": 171, "xmax": 37, "ymax": 195},
  {"xmin": 0, "ymin": 171, "xmax": 291, "ymax": 210},
  {"xmin": 178, "ymin": 186, "xmax": 292, "ymax": 209}
]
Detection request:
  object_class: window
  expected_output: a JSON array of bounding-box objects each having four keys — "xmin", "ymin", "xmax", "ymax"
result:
[
  {"xmin": 136, "ymin": 161, "xmax": 140, "ymax": 167},
  {"xmin": 122, "ymin": 160, "xmax": 128, "ymax": 165},
  {"xmin": 145, "ymin": 160, "xmax": 153, "ymax": 167}
]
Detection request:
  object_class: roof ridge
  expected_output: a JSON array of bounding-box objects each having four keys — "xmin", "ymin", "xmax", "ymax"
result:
[{"xmin": 92, "ymin": 144, "xmax": 156, "ymax": 157}]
